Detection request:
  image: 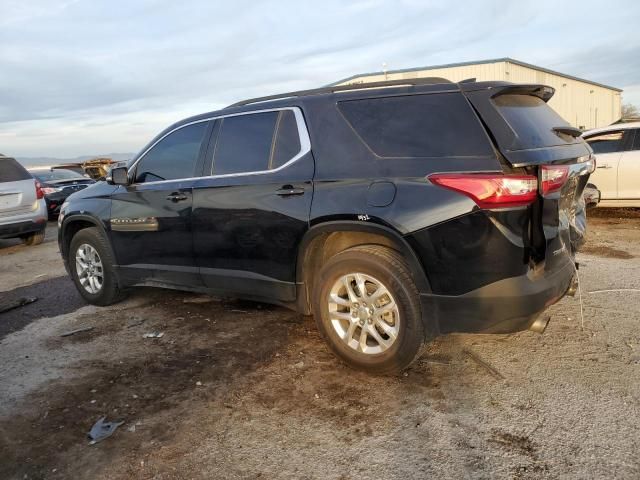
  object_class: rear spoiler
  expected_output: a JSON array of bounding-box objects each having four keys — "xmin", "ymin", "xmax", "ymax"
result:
[
  {"xmin": 490, "ymin": 84, "xmax": 555, "ymax": 102},
  {"xmin": 460, "ymin": 81, "xmax": 555, "ymax": 102}
]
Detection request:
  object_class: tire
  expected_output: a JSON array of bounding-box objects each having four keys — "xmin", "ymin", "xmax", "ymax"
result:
[
  {"xmin": 69, "ymin": 227, "xmax": 126, "ymax": 306},
  {"xmin": 313, "ymin": 245, "xmax": 425, "ymax": 374},
  {"xmin": 23, "ymin": 231, "xmax": 45, "ymax": 246}
]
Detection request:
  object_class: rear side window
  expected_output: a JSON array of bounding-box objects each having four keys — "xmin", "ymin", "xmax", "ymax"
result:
[
  {"xmin": 270, "ymin": 110, "xmax": 301, "ymax": 169},
  {"xmin": 0, "ymin": 158, "xmax": 31, "ymax": 183},
  {"xmin": 135, "ymin": 122, "xmax": 208, "ymax": 183},
  {"xmin": 338, "ymin": 93, "xmax": 492, "ymax": 158},
  {"xmin": 584, "ymin": 131, "xmax": 625, "ymax": 154},
  {"xmin": 213, "ymin": 112, "xmax": 278, "ymax": 175},
  {"xmin": 492, "ymin": 94, "xmax": 580, "ymax": 150},
  {"xmin": 212, "ymin": 110, "xmax": 302, "ymax": 175}
]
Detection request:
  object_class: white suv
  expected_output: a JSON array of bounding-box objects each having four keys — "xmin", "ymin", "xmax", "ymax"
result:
[
  {"xmin": 0, "ymin": 154, "xmax": 48, "ymax": 245},
  {"xmin": 583, "ymin": 122, "xmax": 640, "ymax": 207}
]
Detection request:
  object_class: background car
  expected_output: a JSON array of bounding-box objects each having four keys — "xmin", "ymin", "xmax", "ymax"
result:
[
  {"xmin": 582, "ymin": 122, "xmax": 640, "ymax": 207},
  {"xmin": 0, "ymin": 154, "xmax": 47, "ymax": 245},
  {"xmin": 28, "ymin": 168, "xmax": 95, "ymax": 219}
]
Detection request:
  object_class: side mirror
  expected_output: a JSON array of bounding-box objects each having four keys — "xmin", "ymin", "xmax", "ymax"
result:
[{"xmin": 109, "ymin": 166, "xmax": 130, "ymax": 186}]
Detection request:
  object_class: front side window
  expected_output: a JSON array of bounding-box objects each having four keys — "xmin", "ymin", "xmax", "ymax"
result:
[
  {"xmin": 135, "ymin": 122, "xmax": 208, "ymax": 183},
  {"xmin": 584, "ymin": 131, "xmax": 625, "ymax": 155}
]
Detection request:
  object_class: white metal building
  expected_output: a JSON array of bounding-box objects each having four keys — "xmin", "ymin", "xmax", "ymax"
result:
[{"xmin": 332, "ymin": 58, "xmax": 622, "ymax": 130}]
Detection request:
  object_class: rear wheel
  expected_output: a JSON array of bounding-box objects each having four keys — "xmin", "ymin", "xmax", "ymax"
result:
[
  {"xmin": 22, "ymin": 231, "xmax": 45, "ymax": 246},
  {"xmin": 69, "ymin": 227, "xmax": 126, "ymax": 306},
  {"xmin": 313, "ymin": 245, "xmax": 425, "ymax": 374}
]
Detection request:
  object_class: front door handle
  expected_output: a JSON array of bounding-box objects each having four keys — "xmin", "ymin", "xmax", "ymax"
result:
[
  {"xmin": 276, "ymin": 185, "xmax": 305, "ymax": 196},
  {"xmin": 166, "ymin": 192, "xmax": 188, "ymax": 202},
  {"xmin": 596, "ymin": 164, "xmax": 612, "ymax": 169}
]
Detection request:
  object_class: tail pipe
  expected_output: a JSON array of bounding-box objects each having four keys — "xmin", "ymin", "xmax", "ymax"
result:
[
  {"xmin": 529, "ymin": 316, "xmax": 550, "ymax": 334},
  {"xmin": 565, "ymin": 273, "xmax": 579, "ymax": 297}
]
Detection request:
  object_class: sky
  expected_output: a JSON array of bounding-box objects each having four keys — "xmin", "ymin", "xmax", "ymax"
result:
[{"xmin": 1, "ymin": 0, "xmax": 639, "ymax": 158}]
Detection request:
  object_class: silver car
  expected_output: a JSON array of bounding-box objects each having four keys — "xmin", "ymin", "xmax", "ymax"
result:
[{"xmin": 0, "ymin": 154, "xmax": 48, "ymax": 245}]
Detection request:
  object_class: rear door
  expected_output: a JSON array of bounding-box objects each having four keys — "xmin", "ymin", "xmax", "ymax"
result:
[
  {"xmin": 617, "ymin": 129, "xmax": 640, "ymax": 199},
  {"xmin": 109, "ymin": 121, "xmax": 212, "ymax": 287},
  {"xmin": 192, "ymin": 108, "xmax": 313, "ymax": 302},
  {"xmin": 0, "ymin": 158, "xmax": 37, "ymax": 219},
  {"xmin": 583, "ymin": 129, "xmax": 629, "ymax": 199}
]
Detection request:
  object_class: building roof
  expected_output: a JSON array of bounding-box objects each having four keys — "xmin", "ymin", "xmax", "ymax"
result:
[{"xmin": 330, "ymin": 57, "xmax": 623, "ymax": 92}]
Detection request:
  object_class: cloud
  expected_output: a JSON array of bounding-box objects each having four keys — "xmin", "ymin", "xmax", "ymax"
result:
[{"xmin": 1, "ymin": 0, "xmax": 639, "ymax": 157}]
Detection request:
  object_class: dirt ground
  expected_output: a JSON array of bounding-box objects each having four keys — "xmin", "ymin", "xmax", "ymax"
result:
[{"xmin": 0, "ymin": 210, "xmax": 639, "ymax": 480}]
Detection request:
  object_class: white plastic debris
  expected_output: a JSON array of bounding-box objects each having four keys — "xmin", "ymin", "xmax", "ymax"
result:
[{"xmin": 142, "ymin": 332, "xmax": 165, "ymax": 339}]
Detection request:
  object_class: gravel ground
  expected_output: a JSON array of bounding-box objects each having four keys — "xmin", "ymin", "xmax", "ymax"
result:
[{"xmin": 0, "ymin": 210, "xmax": 638, "ymax": 479}]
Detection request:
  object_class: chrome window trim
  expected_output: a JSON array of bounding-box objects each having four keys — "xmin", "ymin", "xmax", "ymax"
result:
[{"xmin": 128, "ymin": 107, "xmax": 310, "ymax": 186}]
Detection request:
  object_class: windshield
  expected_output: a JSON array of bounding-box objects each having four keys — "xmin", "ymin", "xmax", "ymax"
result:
[
  {"xmin": 492, "ymin": 94, "xmax": 581, "ymax": 150},
  {"xmin": 31, "ymin": 169, "xmax": 87, "ymax": 182}
]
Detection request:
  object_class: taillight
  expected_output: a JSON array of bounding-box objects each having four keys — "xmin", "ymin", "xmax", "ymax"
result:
[
  {"xmin": 428, "ymin": 173, "xmax": 538, "ymax": 209},
  {"xmin": 35, "ymin": 180, "xmax": 44, "ymax": 199},
  {"xmin": 540, "ymin": 165, "xmax": 569, "ymax": 195}
]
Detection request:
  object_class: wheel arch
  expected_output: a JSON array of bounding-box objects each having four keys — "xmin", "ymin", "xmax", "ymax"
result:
[
  {"xmin": 60, "ymin": 214, "xmax": 110, "ymax": 262},
  {"xmin": 295, "ymin": 220, "xmax": 431, "ymax": 315}
]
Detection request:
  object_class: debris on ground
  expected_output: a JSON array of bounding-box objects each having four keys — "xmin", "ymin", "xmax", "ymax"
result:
[
  {"xmin": 463, "ymin": 348, "xmax": 505, "ymax": 380},
  {"xmin": 142, "ymin": 332, "xmax": 165, "ymax": 339},
  {"xmin": 59, "ymin": 326, "xmax": 94, "ymax": 337},
  {"xmin": 126, "ymin": 317, "xmax": 146, "ymax": 328},
  {"xmin": 183, "ymin": 295, "xmax": 215, "ymax": 304},
  {"xmin": 87, "ymin": 417, "xmax": 125, "ymax": 445},
  {"xmin": 0, "ymin": 296, "xmax": 37, "ymax": 314}
]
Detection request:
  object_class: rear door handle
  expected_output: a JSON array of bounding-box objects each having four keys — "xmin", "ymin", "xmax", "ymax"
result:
[
  {"xmin": 276, "ymin": 185, "xmax": 305, "ymax": 196},
  {"xmin": 166, "ymin": 192, "xmax": 188, "ymax": 202}
]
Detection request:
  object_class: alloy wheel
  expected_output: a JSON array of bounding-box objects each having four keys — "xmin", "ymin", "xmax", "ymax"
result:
[
  {"xmin": 75, "ymin": 243, "xmax": 104, "ymax": 294},
  {"xmin": 327, "ymin": 272, "xmax": 400, "ymax": 354}
]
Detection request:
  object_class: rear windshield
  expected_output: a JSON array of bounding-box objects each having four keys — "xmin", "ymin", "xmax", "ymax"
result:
[
  {"xmin": 492, "ymin": 94, "xmax": 581, "ymax": 150},
  {"xmin": 0, "ymin": 158, "xmax": 32, "ymax": 183},
  {"xmin": 338, "ymin": 93, "xmax": 493, "ymax": 158},
  {"xmin": 31, "ymin": 169, "xmax": 87, "ymax": 182}
]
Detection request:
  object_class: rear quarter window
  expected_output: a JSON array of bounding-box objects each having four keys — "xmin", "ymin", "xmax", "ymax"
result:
[
  {"xmin": 0, "ymin": 158, "xmax": 32, "ymax": 183},
  {"xmin": 338, "ymin": 93, "xmax": 493, "ymax": 158}
]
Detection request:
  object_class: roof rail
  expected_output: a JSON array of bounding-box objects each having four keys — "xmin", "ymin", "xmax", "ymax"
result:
[{"xmin": 227, "ymin": 77, "xmax": 453, "ymax": 108}]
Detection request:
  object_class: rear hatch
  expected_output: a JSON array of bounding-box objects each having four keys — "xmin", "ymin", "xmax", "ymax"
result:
[
  {"xmin": 461, "ymin": 82, "xmax": 594, "ymax": 273},
  {"xmin": 0, "ymin": 157, "xmax": 38, "ymax": 219}
]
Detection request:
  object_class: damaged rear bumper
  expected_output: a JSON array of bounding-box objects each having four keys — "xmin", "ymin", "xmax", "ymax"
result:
[{"xmin": 421, "ymin": 261, "xmax": 575, "ymax": 335}]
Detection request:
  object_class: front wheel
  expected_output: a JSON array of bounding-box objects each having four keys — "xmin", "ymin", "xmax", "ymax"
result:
[
  {"xmin": 313, "ymin": 245, "xmax": 425, "ymax": 374},
  {"xmin": 69, "ymin": 227, "xmax": 126, "ymax": 306}
]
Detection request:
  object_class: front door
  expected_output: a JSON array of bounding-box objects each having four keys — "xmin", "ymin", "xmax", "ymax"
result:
[
  {"xmin": 585, "ymin": 129, "xmax": 628, "ymax": 199},
  {"xmin": 618, "ymin": 129, "xmax": 640, "ymax": 200},
  {"xmin": 192, "ymin": 108, "xmax": 313, "ymax": 302},
  {"xmin": 109, "ymin": 121, "xmax": 212, "ymax": 287}
]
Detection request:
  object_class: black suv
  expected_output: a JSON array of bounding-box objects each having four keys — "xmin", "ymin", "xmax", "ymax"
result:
[{"xmin": 59, "ymin": 78, "xmax": 593, "ymax": 373}]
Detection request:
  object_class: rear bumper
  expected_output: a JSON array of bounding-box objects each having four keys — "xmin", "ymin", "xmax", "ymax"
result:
[
  {"xmin": 421, "ymin": 260, "xmax": 575, "ymax": 334},
  {"xmin": 0, "ymin": 218, "xmax": 47, "ymax": 239}
]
